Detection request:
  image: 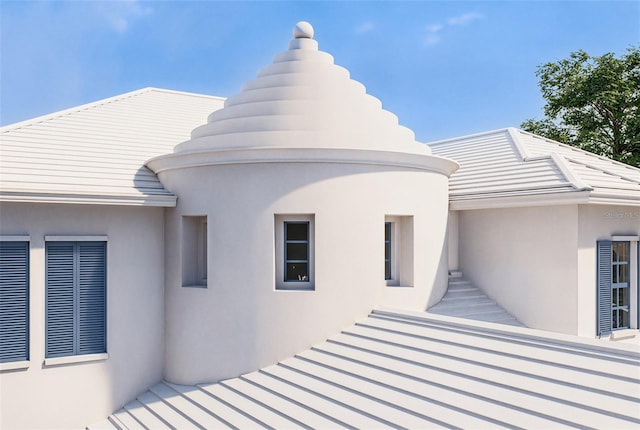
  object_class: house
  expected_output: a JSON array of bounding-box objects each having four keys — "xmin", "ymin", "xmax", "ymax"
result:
[
  {"xmin": 1, "ymin": 22, "xmax": 638, "ymax": 429},
  {"xmin": 430, "ymin": 128, "xmax": 640, "ymax": 337}
]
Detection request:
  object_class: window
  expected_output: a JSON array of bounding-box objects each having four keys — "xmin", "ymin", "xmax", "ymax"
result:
[
  {"xmin": 0, "ymin": 239, "xmax": 29, "ymax": 364},
  {"xmin": 182, "ymin": 216, "xmax": 207, "ymax": 288},
  {"xmin": 46, "ymin": 241, "xmax": 106, "ymax": 358},
  {"xmin": 385, "ymin": 222, "xmax": 392, "ymax": 280},
  {"xmin": 597, "ymin": 239, "xmax": 639, "ymax": 336},
  {"xmin": 275, "ymin": 214, "xmax": 314, "ymax": 290},
  {"xmin": 612, "ymin": 242, "xmax": 630, "ymax": 330},
  {"xmin": 384, "ymin": 216, "xmax": 414, "ymax": 287},
  {"xmin": 285, "ymin": 222, "xmax": 310, "ymax": 282}
]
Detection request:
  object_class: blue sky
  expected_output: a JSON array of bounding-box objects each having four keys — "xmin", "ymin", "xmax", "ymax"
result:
[{"xmin": 1, "ymin": 1, "xmax": 638, "ymax": 142}]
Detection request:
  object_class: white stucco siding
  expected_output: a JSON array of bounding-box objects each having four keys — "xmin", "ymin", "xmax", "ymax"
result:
[
  {"xmin": 159, "ymin": 162, "xmax": 450, "ymax": 385},
  {"xmin": 0, "ymin": 203, "xmax": 165, "ymax": 430},
  {"xmin": 577, "ymin": 204, "xmax": 640, "ymax": 337},
  {"xmin": 458, "ymin": 205, "xmax": 579, "ymax": 334}
]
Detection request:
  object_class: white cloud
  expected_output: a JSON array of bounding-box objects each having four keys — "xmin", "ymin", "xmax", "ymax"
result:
[
  {"xmin": 355, "ymin": 21, "xmax": 375, "ymax": 35},
  {"xmin": 424, "ymin": 11, "xmax": 484, "ymax": 47},
  {"xmin": 95, "ymin": 0, "xmax": 153, "ymax": 35},
  {"xmin": 427, "ymin": 24, "xmax": 444, "ymax": 34},
  {"xmin": 447, "ymin": 12, "xmax": 484, "ymax": 27}
]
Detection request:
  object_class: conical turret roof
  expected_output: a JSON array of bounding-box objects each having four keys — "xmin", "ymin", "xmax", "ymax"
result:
[{"xmin": 175, "ymin": 22, "xmax": 431, "ymax": 156}]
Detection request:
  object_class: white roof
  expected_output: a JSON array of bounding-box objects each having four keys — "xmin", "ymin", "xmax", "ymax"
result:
[
  {"xmin": 0, "ymin": 88, "xmax": 225, "ymax": 206},
  {"xmin": 90, "ymin": 308, "xmax": 640, "ymax": 430},
  {"xmin": 429, "ymin": 128, "xmax": 640, "ymax": 209},
  {"xmin": 175, "ymin": 22, "xmax": 430, "ymax": 157}
]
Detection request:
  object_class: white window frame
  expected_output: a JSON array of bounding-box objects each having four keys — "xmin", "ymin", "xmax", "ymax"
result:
[
  {"xmin": 275, "ymin": 214, "xmax": 315, "ymax": 291},
  {"xmin": 385, "ymin": 215, "xmax": 414, "ymax": 287},
  {"xmin": 43, "ymin": 236, "xmax": 108, "ymax": 366},
  {"xmin": 612, "ymin": 236, "xmax": 638, "ymax": 331}
]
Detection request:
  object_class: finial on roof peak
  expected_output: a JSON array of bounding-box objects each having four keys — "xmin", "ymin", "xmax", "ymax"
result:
[{"xmin": 293, "ymin": 21, "xmax": 314, "ymax": 39}]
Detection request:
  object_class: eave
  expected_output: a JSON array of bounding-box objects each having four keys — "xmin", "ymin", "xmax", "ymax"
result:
[{"xmin": 0, "ymin": 192, "xmax": 177, "ymax": 207}]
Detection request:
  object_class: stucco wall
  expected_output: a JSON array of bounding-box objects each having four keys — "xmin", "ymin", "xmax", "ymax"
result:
[
  {"xmin": 577, "ymin": 204, "xmax": 640, "ymax": 336},
  {"xmin": 159, "ymin": 161, "xmax": 450, "ymax": 385},
  {"xmin": 458, "ymin": 205, "xmax": 579, "ymax": 334},
  {"xmin": 0, "ymin": 203, "xmax": 165, "ymax": 430}
]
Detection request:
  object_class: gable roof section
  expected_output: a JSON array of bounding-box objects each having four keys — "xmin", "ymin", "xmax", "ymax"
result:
[
  {"xmin": 429, "ymin": 128, "xmax": 640, "ymax": 209},
  {"xmin": 0, "ymin": 88, "xmax": 225, "ymax": 206}
]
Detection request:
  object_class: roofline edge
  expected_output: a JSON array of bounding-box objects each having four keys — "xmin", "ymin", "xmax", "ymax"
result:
[
  {"xmin": 147, "ymin": 147, "xmax": 460, "ymax": 177},
  {"xmin": 1, "ymin": 88, "xmax": 226, "ymax": 132},
  {"xmin": 0, "ymin": 192, "xmax": 177, "ymax": 207}
]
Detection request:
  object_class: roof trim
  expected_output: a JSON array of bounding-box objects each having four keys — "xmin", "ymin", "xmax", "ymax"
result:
[
  {"xmin": 1, "ymin": 87, "xmax": 226, "ymax": 132},
  {"xmin": 0, "ymin": 192, "xmax": 177, "ymax": 207},
  {"xmin": 450, "ymin": 190, "xmax": 592, "ymax": 210},
  {"xmin": 450, "ymin": 190, "xmax": 640, "ymax": 210},
  {"xmin": 148, "ymin": 147, "xmax": 460, "ymax": 177}
]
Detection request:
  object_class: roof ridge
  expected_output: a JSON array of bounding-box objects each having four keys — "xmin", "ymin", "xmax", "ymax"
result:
[
  {"xmin": 427, "ymin": 127, "xmax": 511, "ymax": 146},
  {"xmin": 564, "ymin": 156, "xmax": 640, "ymax": 186},
  {"xmin": 515, "ymin": 128, "xmax": 640, "ymax": 174},
  {"xmin": 549, "ymin": 153, "xmax": 593, "ymax": 191},
  {"xmin": 1, "ymin": 88, "xmax": 225, "ymax": 133}
]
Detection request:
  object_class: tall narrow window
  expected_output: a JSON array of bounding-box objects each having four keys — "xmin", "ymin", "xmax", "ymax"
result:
[
  {"xmin": 275, "ymin": 214, "xmax": 314, "ymax": 290},
  {"xmin": 0, "ymin": 240, "xmax": 29, "ymax": 363},
  {"xmin": 598, "ymin": 239, "xmax": 638, "ymax": 336},
  {"xmin": 46, "ymin": 241, "xmax": 106, "ymax": 358},
  {"xmin": 384, "ymin": 222, "xmax": 392, "ymax": 280},
  {"xmin": 285, "ymin": 222, "xmax": 309, "ymax": 282},
  {"xmin": 612, "ymin": 241, "xmax": 630, "ymax": 330},
  {"xmin": 384, "ymin": 215, "xmax": 414, "ymax": 287},
  {"xmin": 182, "ymin": 216, "xmax": 207, "ymax": 288}
]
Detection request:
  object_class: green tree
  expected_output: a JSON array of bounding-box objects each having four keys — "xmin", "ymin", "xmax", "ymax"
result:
[{"xmin": 521, "ymin": 47, "xmax": 640, "ymax": 167}]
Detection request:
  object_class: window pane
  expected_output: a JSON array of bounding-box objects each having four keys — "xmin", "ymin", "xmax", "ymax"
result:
[
  {"xmin": 385, "ymin": 261, "xmax": 391, "ymax": 280},
  {"xmin": 286, "ymin": 243, "xmax": 308, "ymax": 261},
  {"xmin": 620, "ymin": 309, "xmax": 629, "ymax": 328},
  {"xmin": 619, "ymin": 264, "xmax": 629, "ymax": 284},
  {"xmin": 286, "ymin": 223, "xmax": 308, "ymax": 241},
  {"xmin": 620, "ymin": 287, "xmax": 629, "ymax": 307},
  {"xmin": 385, "ymin": 222, "xmax": 391, "ymax": 242},
  {"xmin": 286, "ymin": 263, "xmax": 308, "ymax": 282},
  {"xmin": 620, "ymin": 243, "xmax": 628, "ymax": 262},
  {"xmin": 612, "ymin": 243, "xmax": 619, "ymax": 262}
]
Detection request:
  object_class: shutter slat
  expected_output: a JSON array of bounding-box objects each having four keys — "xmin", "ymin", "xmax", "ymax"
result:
[
  {"xmin": 46, "ymin": 241, "xmax": 106, "ymax": 358},
  {"xmin": 597, "ymin": 241, "xmax": 612, "ymax": 336},
  {"xmin": 0, "ymin": 241, "xmax": 29, "ymax": 363},
  {"xmin": 78, "ymin": 242, "xmax": 106, "ymax": 355},
  {"xmin": 46, "ymin": 242, "xmax": 76, "ymax": 358}
]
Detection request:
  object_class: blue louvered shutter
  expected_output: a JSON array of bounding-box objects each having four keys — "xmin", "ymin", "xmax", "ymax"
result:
[
  {"xmin": 0, "ymin": 241, "xmax": 29, "ymax": 363},
  {"xmin": 596, "ymin": 241, "xmax": 612, "ymax": 336},
  {"xmin": 46, "ymin": 242, "xmax": 76, "ymax": 358},
  {"xmin": 77, "ymin": 242, "xmax": 106, "ymax": 355}
]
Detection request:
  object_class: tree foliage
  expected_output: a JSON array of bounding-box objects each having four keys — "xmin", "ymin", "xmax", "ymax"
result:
[{"xmin": 521, "ymin": 46, "xmax": 640, "ymax": 167}]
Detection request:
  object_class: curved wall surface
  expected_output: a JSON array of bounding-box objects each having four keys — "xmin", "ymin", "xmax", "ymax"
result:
[
  {"xmin": 148, "ymin": 22, "xmax": 457, "ymax": 385},
  {"xmin": 157, "ymin": 159, "xmax": 451, "ymax": 384}
]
